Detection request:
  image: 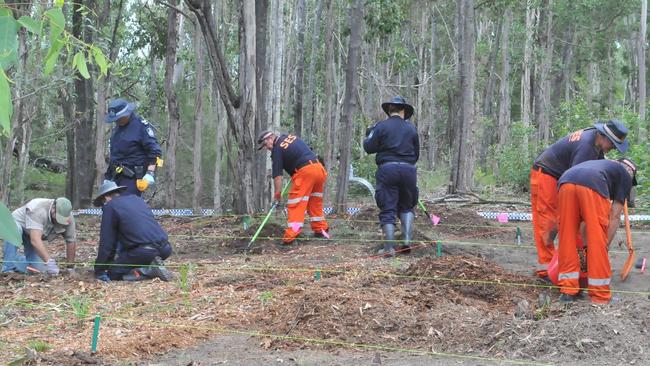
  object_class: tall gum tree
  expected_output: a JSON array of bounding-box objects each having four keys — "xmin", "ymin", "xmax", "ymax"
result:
[{"xmin": 186, "ymin": 0, "xmax": 260, "ymax": 213}]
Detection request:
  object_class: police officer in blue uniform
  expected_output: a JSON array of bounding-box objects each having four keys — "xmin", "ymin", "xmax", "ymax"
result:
[
  {"xmin": 104, "ymin": 98, "xmax": 162, "ymax": 196},
  {"xmin": 363, "ymin": 96, "xmax": 419, "ymax": 256},
  {"xmin": 92, "ymin": 181, "xmax": 173, "ymax": 282}
]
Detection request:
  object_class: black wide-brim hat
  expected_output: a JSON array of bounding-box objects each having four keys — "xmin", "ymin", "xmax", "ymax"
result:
[
  {"xmin": 594, "ymin": 119, "xmax": 629, "ymax": 153},
  {"xmin": 381, "ymin": 96, "xmax": 414, "ymax": 120}
]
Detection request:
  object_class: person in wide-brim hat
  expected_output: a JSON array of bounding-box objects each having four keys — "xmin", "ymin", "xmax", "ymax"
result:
[
  {"xmin": 593, "ymin": 119, "xmax": 629, "ymax": 153},
  {"xmin": 93, "ymin": 181, "xmax": 128, "ymax": 207},
  {"xmin": 381, "ymin": 96, "xmax": 414, "ymax": 120}
]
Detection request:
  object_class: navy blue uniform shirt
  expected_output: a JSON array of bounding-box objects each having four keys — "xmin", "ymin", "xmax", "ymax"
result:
[
  {"xmin": 271, "ymin": 134, "xmax": 319, "ymax": 177},
  {"xmin": 533, "ymin": 128, "xmax": 604, "ymax": 179},
  {"xmin": 95, "ymin": 195, "xmax": 168, "ymax": 274},
  {"xmin": 559, "ymin": 160, "xmax": 633, "ymax": 204},
  {"xmin": 363, "ymin": 115, "xmax": 419, "ymax": 165},
  {"xmin": 106, "ymin": 114, "xmax": 162, "ymax": 178}
]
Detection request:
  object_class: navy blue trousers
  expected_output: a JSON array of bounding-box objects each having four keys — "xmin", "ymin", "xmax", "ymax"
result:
[
  {"xmin": 109, "ymin": 241, "xmax": 172, "ymax": 280},
  {"xmin": 114, "ymin": 175, "xmax": 142, "ymax": 197},
  {"xmin": 375, "ymin": 164, "xmax": 418, "ymax": 225}
]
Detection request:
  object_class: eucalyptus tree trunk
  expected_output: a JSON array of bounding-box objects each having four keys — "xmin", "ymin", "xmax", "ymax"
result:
[
  {"xmin": 639, "ymin": 0, "xmax": 647, "ymax": 140},
  {"xmin": 323, "ymin": 0, "xmax": 337, "ymax": 203},
  {"xmin": 186, "ymin": 0, "xmax": 259, "ymax": 214},
  {"xmin": 192, "ymin": 27, "xmax": 206, "ymax": 213},
  {"xmin": 0, "ymin": 5, "xmax": 29, "ymax": 203},
  {"xmin": 425, "ymin": 7, "xmax": 437, "ymax": 171},
  {"xmin": 163, "ymin": 1, "xmax": 181, "ymax": 207},
  {"xmin": 521, "ymin": 0, "xmax": 535, "ymax": 154},
  {"xmin": 535, "ymin": 0, "xmax": 553, "ymax": 146},
  {"xmin": 69, "ymin": 0, "xmax": 97, "ymax": 207},
  {"xmin": 293, "ymin": 0, "xmax": 307, "ymax": 137},
  {"xmin": 94, "ymin": 0, "xmax": 124, "ymax": 192},
  {"xmin": 269, "ymin": 0, "xmax": 284, "ymax": 131},
  {"xmin": 334, "ymin": 0, "xmax": 363, "ymax": 212},
  {"xmin": 448, "ymin": 0, "xmax": 476, "ymax": 194},
  {"xmin": 212, "ymin": 79, "xmax": 225, "ymax": 214},
  {"xmin": 497, "ymin": 8, "xmax": 512, "ymax": 146},
  {"xmin": 304, "ymin": 0, "xmax": 324, "ymax": 142}
]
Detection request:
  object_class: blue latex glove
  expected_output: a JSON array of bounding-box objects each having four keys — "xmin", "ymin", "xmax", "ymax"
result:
[
  {"xmin": 102, "ymin": 179, "xmax": 113, "ymax": 185},
  {"xmin": 143, "ymin": 173, "xmax": 155, "ymax": 185},
  {"xmin": 46, "ymin": 258, "xmax": 59, "ymax": 275},
  {"xmin": 96, "ymin": 273, "xmax": 111, "ymax": 282}
]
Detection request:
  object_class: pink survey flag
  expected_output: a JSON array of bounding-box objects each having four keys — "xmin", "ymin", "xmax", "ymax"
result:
[
  {"xmin": 497, "ymin": 213, "xmax": 509, "ymax": 223},
  {"xmin": 431, "ymin": 214, "xmax": 440, "ymax": 226}
]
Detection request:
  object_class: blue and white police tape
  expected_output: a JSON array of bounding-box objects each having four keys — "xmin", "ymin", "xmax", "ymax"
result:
[{"xmin": 75, "ymin": 207, "xmax": 363, "ymax": 217}]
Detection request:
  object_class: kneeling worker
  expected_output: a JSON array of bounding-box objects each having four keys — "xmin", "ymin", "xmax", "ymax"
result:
[
  {"xmin": 2, "ymin": 197, "xmax": 75, "ymax": 275},
  {"xmin": 257, "ymin": 130, "xmax": 329, "ymax": 244},
  {"xmin": 557, "ymin": 158, "xmax": 637, "ymax": 304},
  {"xmin": 93, "ymin": 181, "xmax": 173, "ymax": 282}
]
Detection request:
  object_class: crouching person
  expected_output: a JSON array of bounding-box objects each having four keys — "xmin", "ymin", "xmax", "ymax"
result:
[
  {"xmin": 2, "ymin": 197, "xmax": 76, "ymax": 275},
  {"xmin": 92, "ymin": 181, "xmax": 173, "ymax": 282}
]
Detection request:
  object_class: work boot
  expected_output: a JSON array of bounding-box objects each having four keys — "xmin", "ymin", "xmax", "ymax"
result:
[
  {"xmin": 558, "ymin": 293, "xmax": 578, "ymax": 304},
  {"xmin": 146, "ymin": 256, "xmax": 174, "ymax": 281},
  {"xmin": 313, "ymin": 228, "xmax": 330, "ymax": 239},
  {"xmin": 398, "ymin": 211, "xmax": 414, "ymax": 254},
  {"xmin": 122, "ymin": 268, "xmax": 146, "ymax": 281},
  {"xmin": 378, "ymin": 224, "xmax": 396, "ymax": 257}
]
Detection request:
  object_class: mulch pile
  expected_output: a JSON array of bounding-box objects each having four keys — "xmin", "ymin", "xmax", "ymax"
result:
[{"xmin": 254, "ymin": 256, "xmax": 541, "ymax": 354}]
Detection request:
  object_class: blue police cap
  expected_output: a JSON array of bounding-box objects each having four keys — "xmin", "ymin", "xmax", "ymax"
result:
[{"xmin": 105, "ymin": 98, "xmax": 136, "ymax": 123}]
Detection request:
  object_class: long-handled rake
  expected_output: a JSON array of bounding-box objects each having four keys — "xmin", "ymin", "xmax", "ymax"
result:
[{"xmin": 620, "ymin": 200, "xmax": 635, "ymax": 281}]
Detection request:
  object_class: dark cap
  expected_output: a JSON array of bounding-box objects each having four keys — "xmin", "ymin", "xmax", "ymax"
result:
[
  {"xmin": 617, "ymin": 158, "xmax": 638, "ymax": 186},
  {"xmin": 381, "ymin": 96, "xmax": 414, "ymax": 120},
  {"xmin": 594, "ymin": 119, "xmax": 629, "ymax": 153},
  {"xmin": 256, "ymin": 130, "xmax": 275, "ymax": 150},
  {"xmin": 105, "ymin": 98, "xmax": 136, "ymax": 123}
]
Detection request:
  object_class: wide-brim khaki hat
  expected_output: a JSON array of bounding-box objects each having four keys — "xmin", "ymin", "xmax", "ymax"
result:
[{"xmin": 93, "ymin": 181, "xmax": 127, "ymax": 207}]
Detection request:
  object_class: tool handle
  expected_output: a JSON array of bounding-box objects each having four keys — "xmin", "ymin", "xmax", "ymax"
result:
[
  {"xmin": 623, "ymin": 200, "xmax": 633, "ymax": 254},
  {"xmin": 417, "ymin": 199, "xmax": 431, "ymax": 219}
]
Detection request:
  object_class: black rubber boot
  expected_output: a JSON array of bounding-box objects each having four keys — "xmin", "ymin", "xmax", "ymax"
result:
[
  {"xmin": 399, "ymin": 211, "xmax": 414, "ymax": 254},
  {"xmin": 378, "ymin": 224, "xmax": 396, "ymax": 257}
]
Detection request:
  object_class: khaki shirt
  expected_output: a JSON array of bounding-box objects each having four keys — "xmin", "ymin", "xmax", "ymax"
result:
[{"xmin": 12, "ymin": 198, "xmax": 76, "ymax": 244}]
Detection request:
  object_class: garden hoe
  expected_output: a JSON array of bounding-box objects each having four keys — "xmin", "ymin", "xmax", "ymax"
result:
[
  {"xmin": 620, "ymin": 200, "xmax": 635, "ymax": 281},
  {"xmin": 246, "ymin": 182, "xmax": 290, "ymax": 251}
]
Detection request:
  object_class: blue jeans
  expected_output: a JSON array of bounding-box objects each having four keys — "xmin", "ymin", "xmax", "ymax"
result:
[{"xmin": 2, "ymin": 231, "xmax": 46, "ymax": 273}]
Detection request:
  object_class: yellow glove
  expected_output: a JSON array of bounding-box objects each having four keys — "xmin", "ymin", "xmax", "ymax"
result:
[{"xmin": 136, "ymin": 179, "xmax": 149, "ymax": 192}]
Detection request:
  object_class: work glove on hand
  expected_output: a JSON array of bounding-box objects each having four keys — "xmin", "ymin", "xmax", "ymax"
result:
[
  {"xmin": 273, "ymin": 191, "xmax": 284, "ymax": 207},
  {"xmin": 96, "ymin": 272, "xmax": 111, "ymax": 282},
  {"xmin": 46, "ymin": 258, "xmax": 59, "ymax": 275},
  {"xmin": 143, "ymin": 173, "xmax": 155, "ymax": 185},
  {"xmin": 136, "ymin": 173, "xmax": 155, "ymax": 192}
]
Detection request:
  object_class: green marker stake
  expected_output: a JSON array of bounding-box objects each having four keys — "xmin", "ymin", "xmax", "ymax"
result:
[
  {"xmin": 91, "ymin": 315, "xmax": 101, "ymax": 353},
  {"xmin": 243, "ymin": 215, "xmax": 251, "ymax": 230},
  {"xmin": 436, "ymin": 241, "xmax": 442, "ymax": 257},
  {"xmin": 516, "ymin": 227, "xmax": 522, "ymax": 246},
  {"xmin": 314, "ymin": 270, "xmax": 321, "ymax": 281}
]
